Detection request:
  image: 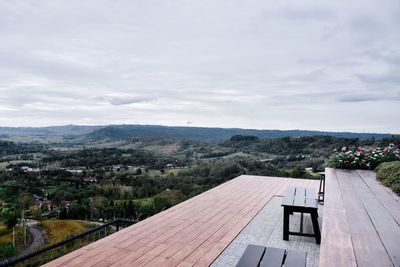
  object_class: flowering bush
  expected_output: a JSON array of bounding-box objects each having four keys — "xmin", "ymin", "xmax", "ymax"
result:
[{"xmin": 328, "ymin": 144, "xmax": 400, "ymax": 170}]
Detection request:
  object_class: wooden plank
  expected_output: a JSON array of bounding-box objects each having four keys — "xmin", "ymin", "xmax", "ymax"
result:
[
  {"xmin": 319, "ymin": 168, "xmax": 357, "ymax": 267},
  {"xmin": 351, "ymin": 170, "xmax": 400, "ymax": 266},
  {"xmin": 357, "ymin": 170, "xmax": 400, "ymax": 225},
  {"xmin": 126, "ymin": 177, "xmax": 265, "ymax": 266},
  {"xmin": 235, "ymin": 244, "xmax": 265, "ymax": 267},
  {"xmin": 293, "ymin": 187, "xmax": 306, "ymax": 207},
  {"xmin": 259, "ymin": 247, "xmax": 285, "ymax": 267},
  {"xmin": 284, "ymin": 250, "xmax": 306, "ymax": 267},
  {"xmin": 114, "ymin": 176, "xmax": 253, "ymax": 251},
  {"xmin": 183, "ymin": 190, "xmax": 275, "ymax": 265},
  {"xmin": 304, "ymin": 198, "xmax": 317, "ymax": 208},
  {"xmin": 305, "ymin": 187, "xmax": 317, "ymax": 199},
  {"xmin": 336, "ymin": 169, "xmax": 393, "ymax": 267},
  {"xmin": 191, "ymin": 178, "xmax": 289, "ymax": 267},
  {"xmin": 282, "ymin": 187, "xmax": 295, "ymax": 206},
  {"xmin": 43, "ymin": 176, "xmax": 319, "ymax": 267},
  {"xmin": 46, "ymin": 177, "xmax": 250, "ymax": 266}
]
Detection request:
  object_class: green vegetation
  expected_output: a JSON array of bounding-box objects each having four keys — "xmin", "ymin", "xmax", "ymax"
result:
[
  {"xmin": 0, "ymin": 125, "xmax": 399, "ymax": 264},
  {"xmin": 39, "ymin": 220, "xmax": 92, "ymax": 244},
  {"xmin": 0, "ymin": 135, "xmax": 399, "ymax": 226},
  {"xmin": 376, "ymin": 161, "xmax": 400, "ymax": 195},
  {"xmin": 0, "ymin": 243, "xmax": 18, "ymax": 259},
  {"xmin": 0, "ymin": 128, "xmax": 399, "ymax": 263},
  {"xmin": 0, "ymin": 224, "xmax": 24, "ymax": 260},
  {"xmin": 1, "ymin": 207, "xmax": 17, "ymax": 229}
]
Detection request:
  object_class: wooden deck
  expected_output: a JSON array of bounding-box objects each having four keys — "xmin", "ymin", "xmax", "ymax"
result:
[
  {"xmin": 320, "ymin": 168, "xmax": 400, "ymax": 267},
  {"xmin": 44, "ymin": 175, "xmax": 318, "ymax": 267}
]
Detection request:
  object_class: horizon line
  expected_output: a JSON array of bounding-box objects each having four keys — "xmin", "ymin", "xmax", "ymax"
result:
[{"xmin": 0, "ymin": 123, "xmax": 398, "ymax": 136}]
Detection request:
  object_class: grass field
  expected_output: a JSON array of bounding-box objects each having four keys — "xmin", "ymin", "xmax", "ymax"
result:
[
  {"xmin": 39, "ymin": 220, "xmax": 91, "ymax": 245},
  {"xmin": 113, "ymin": 197, "xmax": 153, "ymax": 206},
  {"xmin": 43, "ymin": 186, "xmax": 57, "ymax": 196},
  {"xmin": 0, "ymin": 223, "xmax": 24, "ymax": 245}
]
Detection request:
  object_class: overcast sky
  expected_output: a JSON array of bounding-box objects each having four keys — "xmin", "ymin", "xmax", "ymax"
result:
[{"xmin": 0, "ymin": 0, "xmax": 399, "ymax": 133}]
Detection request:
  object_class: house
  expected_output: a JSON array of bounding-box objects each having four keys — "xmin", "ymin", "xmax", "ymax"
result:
[{"xmin": 83, "ymin": 176, "xmax": 98, "ymax": 183}]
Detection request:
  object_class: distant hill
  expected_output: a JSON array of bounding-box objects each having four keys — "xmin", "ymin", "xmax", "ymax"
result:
[
  {"xmin": 0, "ymin": 125, "xmax": 104, "ymax": 137},
  {"xmin": 0, "ymin": 124, "xmax": 397, "ymax": 142},
  {"xmin": 83, "ymin": 124, "xmax": 398, "ymax": 142}
]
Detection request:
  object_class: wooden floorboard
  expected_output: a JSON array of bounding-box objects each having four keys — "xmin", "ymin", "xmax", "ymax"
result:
[
  {"xmin": 336, "ymin": 170, "xmax": 393, "ymax": 266},
  {"xmin": 354, "ymin": 170, "xmax": 400, "ymax": 266},
  {"xmin": 321, "ymin": 168, "xmax": 400, "ymax": 267},
  {"xmin": 44, "ymin": 175, "xmax": 317, "ymax": 267},
  {"xmin": 356, "ymin": 170, "xmax": 400, "ymax": 226},
  {"xmin": 319, "ymin": 168, "xmax": 356, "ymax": 267}
]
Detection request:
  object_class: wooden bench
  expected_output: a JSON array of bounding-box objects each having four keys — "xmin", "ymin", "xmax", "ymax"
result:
[
  {"xmin": 281, "ymin": 187, "xmax": 321, "ymax": 244},
  {"xmin": 236, "ymin": 244, "xmax": 306, "ymax": 267}
]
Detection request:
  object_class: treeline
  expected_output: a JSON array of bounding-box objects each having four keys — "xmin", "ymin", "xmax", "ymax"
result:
[
  {"xmin": 0, "ymin": 140, "xmax": 45, "ymax": 155},
  {"xmin": 41, "ymin": 148, "xmax": 187, "ymax": 169},
  {"xmin": 0, "ymin": 155, "xmax": 316, "ymax": 223},
  {"xmin": 221, "ymin": 135, "xmax": 400, "ymax": 156},
  {"xmin": 4, "ymin": 134, "xmax": 397, "ymax": 225}
]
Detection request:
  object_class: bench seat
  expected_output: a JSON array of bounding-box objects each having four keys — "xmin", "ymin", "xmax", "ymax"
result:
[
  {"xmin": 236, "ymin": 244, "xmax": 306, "ymax": 267},
  {"xmin": 281, "ymin": 187, "xmax": 321, "ymax": 244}
]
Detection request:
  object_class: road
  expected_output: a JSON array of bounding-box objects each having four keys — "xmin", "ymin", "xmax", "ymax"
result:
[
  {"xmin": 21, "ymin": 226, "xmax": 46, "ymax": 255},
  {"xmin": 0, "ymin": 224, "xmax": 46, "ymax": 265}
]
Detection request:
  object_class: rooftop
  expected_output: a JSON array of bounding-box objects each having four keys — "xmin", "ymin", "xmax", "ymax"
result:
[
  {"xmin": 44, "ymin": 176, "xmax": 318, "ymax": 266},
  {"xmin": 44, "ymin": 169, "xmax": 400, "ymax": 267}
]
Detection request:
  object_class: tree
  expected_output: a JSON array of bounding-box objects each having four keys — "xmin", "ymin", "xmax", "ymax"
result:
[
  {"xmin": 153, "ymin": 196, "xmax": 171, "ymax": 212},
  {"xmin": 1, "ymin": 208, "xmax": 18, "ymax": 229},
  {"xmin": 32, "ymin": 207, "xmax": 42, "ymax": 221},
  {"xmin": 17, "ymin": 191, "xmax": 32, "ymax": 210}
]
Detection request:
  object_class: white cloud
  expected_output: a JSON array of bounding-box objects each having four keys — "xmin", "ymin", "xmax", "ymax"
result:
[{"xmin": 0, "ymin": 0, "xmax": 399, "ymax": 133}]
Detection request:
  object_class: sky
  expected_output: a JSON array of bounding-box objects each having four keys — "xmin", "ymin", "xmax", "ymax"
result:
[{"xmin": 0, "ymin": 0, "xmax": 399, "ymax": 133}]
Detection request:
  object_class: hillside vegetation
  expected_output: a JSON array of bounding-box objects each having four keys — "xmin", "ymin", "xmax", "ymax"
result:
[
  {"xmin": 376, "ymin": 161, "xmax": 400, "ymax": 195},
  {"xmin": 0, "ymin": 124, "xmax": 397, "ymax": 142},
  {"xmin": 39, "ymin": 220, "xmax": 92, "ymax": 244},
  {"xmin": 0, "ymin": 129, "xmax": 399, "ymax": 261}
]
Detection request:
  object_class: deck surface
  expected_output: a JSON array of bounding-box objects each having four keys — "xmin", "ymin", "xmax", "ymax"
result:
[
  {"xmin": 320, "ymin": 169, "xmax": 400, "ymax": 267},
  {"xmin": 212, "ymin": 196, "xmax": 322, "ymax": 267},
  {"xmin": 44, "ymin": 175, "xmax": 318, "ymax": 267}
]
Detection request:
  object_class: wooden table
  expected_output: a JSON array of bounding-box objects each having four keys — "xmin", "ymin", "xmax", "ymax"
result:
[{"xmin": 320, "ymin": 169, "xmax": 400, "ymax": 267}]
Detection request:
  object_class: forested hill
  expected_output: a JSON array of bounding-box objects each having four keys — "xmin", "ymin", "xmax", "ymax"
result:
[
  {"xmin": 0, "ymin": 124, "xmax": 397, "ymax": 142},
  {"xmin": 84, "ymin": 125, "xmax": 397, "ymax": 142}
]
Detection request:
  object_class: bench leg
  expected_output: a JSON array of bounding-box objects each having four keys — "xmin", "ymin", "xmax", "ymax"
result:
[
  {"xmin": 283, "ymin": 208, "xmax": 290, "ymax": 241},
  {"xmin": 310, "ymin": 210, "xmax": 321, "ymax": 244},
  {"xmin": 299, "ymin": 212, "xmax": 304, "ymax": 233}
]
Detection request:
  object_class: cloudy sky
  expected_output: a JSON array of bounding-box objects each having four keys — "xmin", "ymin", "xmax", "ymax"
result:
[{"xmin": 0, "ymin": 0, "xmax": 399, "ymax": 133}]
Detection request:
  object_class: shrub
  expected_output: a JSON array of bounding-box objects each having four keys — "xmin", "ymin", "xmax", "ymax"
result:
[
  {"xmin": 0, "ymin": 243, "xmax": 18, "ymax": 259},
  {"xmin": 376, "ymin": 161, "xmax": 400, "ymax": 195},
  {"xmin": 328, "ymin": 144, "xmax": 400, "ymax": 170}
]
